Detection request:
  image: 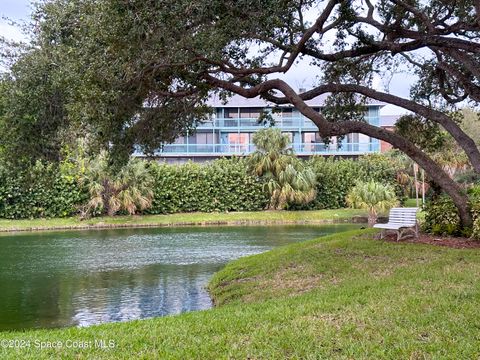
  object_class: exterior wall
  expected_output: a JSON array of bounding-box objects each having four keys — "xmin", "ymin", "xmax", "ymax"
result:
[
  {"xmin": 380, "ymin": 126, "xmax": 395, "ymax": 152},
  {"xmin": 149, "ymin": 101, "xmax": 389, "ymax": 161}
]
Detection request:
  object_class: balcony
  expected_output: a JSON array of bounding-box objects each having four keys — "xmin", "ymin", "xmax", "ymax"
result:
[
  {"xmin": 197, "ymin": 117, "xmax": 319, "ymax": 129},
  {"xmin": 152, "ymin": 142, "xmax": 380, "ymax": 157}
]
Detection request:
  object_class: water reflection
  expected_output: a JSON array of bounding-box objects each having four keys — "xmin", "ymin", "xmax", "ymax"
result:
[
  {"xmin": 0, "ymin": 224, "xmax": 360, "ymax": 330},
  {"xmin": 71, "ymin": 263, "xmax": 217, "ymax": 326}
]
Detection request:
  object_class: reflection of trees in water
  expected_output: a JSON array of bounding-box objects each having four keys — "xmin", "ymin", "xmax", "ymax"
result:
[
  {"xmin": 0, "ymin": 225, "xmax": 356, "ymax": 330},
  {"xmin": 70, "ymin": 263, "xmax": 216, "ymax": 327},
  {"xmin": 0, "ymin": 271, "xmax": 92, "ymax": 330}
]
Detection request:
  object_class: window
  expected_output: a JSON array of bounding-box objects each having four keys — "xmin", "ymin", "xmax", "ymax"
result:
[
  {"xmin": 239, "ymin": 108, "xmax": 251, "ymax": 118},
  {"xmin": 228, "ymin": 133, "xmax": 250, "ymax": 144},
  {"xmin": 196, "ymin": 133, "xmax": 215, "ymax": 144},
  {"xmin": 249, "ymin": 108, "xmax": 261, "ymax": 118},
  {"xmin": 346, "ymin": 133, "xmax": 359, "ymax": 143},
  {"xmin": 239, "ymin": 108, "xmax": 262, "ymax": 118},
  {"xmin": 227, "ymin": 133, "xmax": 250, "ymax": 152},
  {"xmin": 346, "ymin": 133, "xmax": 360, "ymax": 152},
  {"xmin": 303, "ymin": 133, "xmax": 315, "ymax": 143},
  {"xmin": 224, "ymin": 108, "xmax": 238, "ymax": 118},
  {"xmin": 302, "ymin": 132, "xmax": 325, "ymax": 152}
]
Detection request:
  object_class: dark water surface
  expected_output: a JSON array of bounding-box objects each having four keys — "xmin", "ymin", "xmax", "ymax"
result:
[{"xmin": 0, "ymin": 224, "xmax": 360, "ymax": 330}]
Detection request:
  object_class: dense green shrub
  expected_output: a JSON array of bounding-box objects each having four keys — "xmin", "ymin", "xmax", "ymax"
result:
[
  {"xmin": 0, "ymin": 154, "xmax": 408, "ymax": 219},
  {"xmin": 423, "ymin": 187, "xmax": 480, "ymax": 238},
  {"xmin": 0, "ymin": 162, "xmax": 87, "ymax": 219},
  {"xmin": 423, "ymin": 195, "xmax": 462, "ymax": 236},
  {"xmin": 295, "ymin": 154, "xmax": 405, "ymax": 210},
  {"xmin": 300, "ymin": 157, "xmax": 361, "ymax": 209},
  {"xmin": 0, "ymin": 158, "xmax": 267, "ymax": 219},
  {"xmin": 357, "ymin": 154, "xmax": 408, "ymax": 201},
  {"xmin": 147, "ymin": 158, "xmax": 268, "ymax": 214},
  {"xmin": 346, "ymin": 180, "xmax": 398, "ymax": 226},
  {"xmin": 471, "ymin": 202, "xmax": 480, "ymax": 239}
]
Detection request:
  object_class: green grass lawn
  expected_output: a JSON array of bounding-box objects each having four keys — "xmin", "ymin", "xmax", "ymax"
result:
[
  {"xmin": 0, "ymin": 209, "xmax": 367, "ymax": 232},
  {"xmin": 405, "ymin": 198, "xmax": 424, "ymax": 207},
  {"xmin": 1, "ymin": 229, "xmax": 479, "ymax": 359}
]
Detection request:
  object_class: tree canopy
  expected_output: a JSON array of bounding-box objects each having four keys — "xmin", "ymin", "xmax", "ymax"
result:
[{"xmin": 1, "ymin": 0, "xmax": 480, "ymax": 227}]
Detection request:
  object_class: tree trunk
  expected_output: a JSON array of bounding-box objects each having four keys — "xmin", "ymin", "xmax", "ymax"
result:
[
  {"xmin": 260, "ymin": 82, "xmax": 480, "ymax": 174},
  {"xmin": 299, "ymin": 84, "xmax": 480, "ymax": 174},
  {"xmin": 282, "ymin": 86, "xmax": 474, "ymax": 228},
  {"xmin": 339, "ymin": 125, "xmax": 472, "ymax": 228},
  {"xmin": 204, "ymin": 78, "xmax": 474, "ymax": 229},
  {"xmin": 368, "ymin": 210, "xmax": 377, "ymax": 227}
]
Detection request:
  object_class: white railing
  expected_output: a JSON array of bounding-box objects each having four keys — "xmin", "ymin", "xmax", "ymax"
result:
[
  {"xmin": 154, "ymin": 142, "xmax": 380, "ymax": 155},
  {"xmin": 197, "ymin": 117, "xmax": 319, "ymax": 129}
]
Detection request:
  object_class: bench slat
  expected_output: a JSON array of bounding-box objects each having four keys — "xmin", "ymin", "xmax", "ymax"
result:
[
  {"xmin": 373, "ymin": 224, "xmax": 412, "ymax": 230},
  {"xmin": 375, "ymin": 207, "xmax": 419, "ymax": 240}
]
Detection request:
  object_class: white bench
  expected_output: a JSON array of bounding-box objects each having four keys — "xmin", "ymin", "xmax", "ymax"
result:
[{"xmin": 373, "ymin": 207, "xmax": 419, "ymax": 241}]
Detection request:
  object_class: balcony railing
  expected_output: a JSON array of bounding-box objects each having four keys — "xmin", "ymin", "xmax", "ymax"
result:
[
  {"xmin": 197, "ymin": 117, "xmax": 319, "ymax": 129},
  {"xmin": 152, "ymin": 142, "xmax": 379, "ymax": 156},
  {"xmin": 197, "ymin": 116, "xmax": 380, "ymax": 129}
]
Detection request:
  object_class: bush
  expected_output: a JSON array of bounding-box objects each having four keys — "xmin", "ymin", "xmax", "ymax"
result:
[
  {"xmin": 469, "ymin": 186, "xmax": 480, "ymax": 239},
  {"xmin": 356, "ymin": 153, "xmax": 407, "ymax": 201},
  {"xmin": 147, "ymin": 158, "xmax": 268, "ymax": 214},
  {"xmin": 301, "ymin": 157, "xmax": 361, "ymax": 209},
  {"xmin": 423, "ymin": 186, "xmax": 480, "ymax": 238},
  {"xmin": 472, "ymin": 203, "xmax": 480, "ymax": 239},
  {"xmin": 0, "ymin": 153, "xmax": 408, "ymax": 219},
  {"xmin": 346, "ymin": 180, "xmax": 398, "ymax": 226},
  {"xmin": 0, "ymin": 158, "xmax": 268, "ymax": 219},
  {"xmin": 423, "ymin": 195, "xmax": 461, "ymax": 236},
  {"xmin": 0, "ymin": 162, "xmax": 87, "ymax": 219},
  {"xmin": 296, "ymin": 154, "xmax": 405, "ymax": 210}
]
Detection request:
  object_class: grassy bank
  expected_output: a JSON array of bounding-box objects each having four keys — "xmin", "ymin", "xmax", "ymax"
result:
[
  {"xmin": 1, "ymin": 229, "xmax": 479, "ymax": 359},
  {"xmin": 0, "ymin": 209, "xmax": 367, "ymax": 232}
]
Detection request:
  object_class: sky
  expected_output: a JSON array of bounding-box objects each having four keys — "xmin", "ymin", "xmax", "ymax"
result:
[
  {"xmin": 0, "ymin": 0, "xmax": 406, "ymax": 115},
  {"xmin": 0, "ymin": 0, "xmax": 30, "ymax": 41}
]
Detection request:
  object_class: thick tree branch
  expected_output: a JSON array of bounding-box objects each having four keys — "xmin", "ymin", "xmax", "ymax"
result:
[
  {"xmin": 258, "ymin": 83, "xmax": 480, "ymax": 173},
  {"xmin": 201, "ymin": 75, "xmax": 472, "ymax": 226}
]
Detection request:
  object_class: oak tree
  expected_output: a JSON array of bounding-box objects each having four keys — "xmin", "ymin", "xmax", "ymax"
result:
[{"xmin": 1, "ymin": 0, "xmax": 479, "ymax": 228}]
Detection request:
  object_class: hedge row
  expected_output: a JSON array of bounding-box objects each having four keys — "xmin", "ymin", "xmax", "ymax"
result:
[
  {"xmin": 146, "ymin": 158, "xmax": 268, "ymax": 214},
  {"xmin": 4, "ymin": 155, "xmax": 478, "ymax": 239},
  {"xmin": 295, "ymin": 154, "xmax": 405, "ymax": 210},
  {"xmin": 0, "ymin": 155, "xmax": 404, "ymax": 219},
  {"xmin": 0, "ymin": 163, "xmax": 86, "ymax": 219}
]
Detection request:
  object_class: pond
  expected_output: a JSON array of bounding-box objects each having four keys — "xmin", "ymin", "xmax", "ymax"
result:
[{"xmin": 0, "ymin": 224, "xmax": 361, "ymax": 331}]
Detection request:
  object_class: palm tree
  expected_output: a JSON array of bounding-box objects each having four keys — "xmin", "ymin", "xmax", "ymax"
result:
[
  {"xmin": 81, "ymin": 151, "xmax": 154, "ymax": 217},
  {"xmin": 346, "ymin": 180, "xmax": 398, "ymax": 226},
  {"xmin": 249, "ymin": 128, "xmax": 316, "ymax": 210}
]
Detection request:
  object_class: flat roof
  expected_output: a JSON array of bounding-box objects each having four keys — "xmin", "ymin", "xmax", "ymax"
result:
[{"xmin": 207, "ymin": 93, "xmax": 386, "ymax": 108}]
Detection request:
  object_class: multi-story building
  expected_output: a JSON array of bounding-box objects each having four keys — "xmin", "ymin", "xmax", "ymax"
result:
[{"xmin": 150, "ymin": 93, "xmax": 394, "ymax": 163}]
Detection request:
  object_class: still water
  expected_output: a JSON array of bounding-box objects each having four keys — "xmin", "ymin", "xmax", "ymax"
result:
[{"xmin": 0, "ymin": 224, "xmax": 360, "ymax": 330}]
